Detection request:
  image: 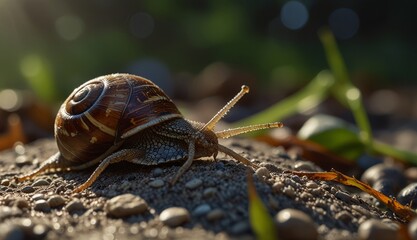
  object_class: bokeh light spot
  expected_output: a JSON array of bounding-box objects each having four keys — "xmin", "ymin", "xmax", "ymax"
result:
[
  {"xmin": 346, "ymin": 87, "xmax": 360, "ymax": 101},
  {"xmin": 129, "ymin": 12, "xmax": 154, "ymax": 39},
  {"xmin": 280, "ymin": 1, "xmax": 309, "ymax": 30},
  {"xmin": 369, "ymin": 89, "xmax": 400, "ymax": 114},
  {"xmin": 55, "ymin": 15, "xmax": 84, "ymax": 41},
  {"xmin": 0, "ymin": 89, "xmax": 21, "ymax": 111},
  {"xmin": 329, "ymin": 8, "xmax": 360, "ymax": 39}
]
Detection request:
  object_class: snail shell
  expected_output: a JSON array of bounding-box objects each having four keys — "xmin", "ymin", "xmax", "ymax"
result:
[{"xmin": 55, "ymin": 74, "xmax": 182, "ymax": 163}]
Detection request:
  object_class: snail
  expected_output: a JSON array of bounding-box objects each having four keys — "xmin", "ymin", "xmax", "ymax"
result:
[{"xmin": 16, "ymin": 73, "xmax": 283, "ymax": 192}]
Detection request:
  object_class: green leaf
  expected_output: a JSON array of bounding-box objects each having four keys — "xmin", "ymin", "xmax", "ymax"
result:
[
  {"xmin": 247, "ymin": 172, "xmax": 278, "ymax": 240},
  {"xmin": 298, "ymin": 114, "xmax": 365, "ymax": 161}
]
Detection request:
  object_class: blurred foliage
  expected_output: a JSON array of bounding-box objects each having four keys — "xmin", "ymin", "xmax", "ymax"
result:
[
  {"xmin": 247, "ymin": 171, "xmax": 278, "ymax": 240},
  {"xmin": 0, "ymin": 0, "xmax": 416, "ymax": 103}
]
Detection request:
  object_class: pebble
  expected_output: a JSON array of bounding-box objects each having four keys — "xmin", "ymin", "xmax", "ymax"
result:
[
  {"xmin": 294, "ymin": 161, "xmax": 316, "ymax": 172},
  {"xmin": 33, "ymin": 199, "xmax": 51, "ymax": 213},
  {"xmin": 15, "ymin": 155, "xmax": 31, "ymax": 167},
  {"xmin": 405, "ymin": 167, "xmax": 417, "ymax": 183},
  {"xmin": 283, "ymin": 186, "xmax": 296, "ymax": 198},
  {"xmin": 32, "ymin": 179, "xmax": 49, "ymax": 187},
  {"xmin": 358, "ymin": 219, "xmax": 399, "ymax": 240},
  {"xmin": 21, "ymin": 186, "xmax": 35, "ymax": 193},
  {"xmin": 192, "ymin": 204, "xmax": 211, "ymax": 216},
  {"xmin": 149, "ymin": 179, "xmax": 164, "ymax": 188},
  {"xmin": 334, "ymin": 210, "xmax": 353, "ymax": 223},
  {"xmin": 105, "ymin": 194, "xmax": 148, "ymax": 218},
  {"xmin": 1, "ymin": 179, "xmax": 10, "ymax": 186},
  {"xmin": 14, "ymin": 198, "xmax": 30, "ymax": 210},
  {"xmin": 185, "ymin": 178, "xmax": 203, "ymax": 189},
  {"xmin": 306, "ymin": 181, "xmax": 318, "ymax": 189},
  {"xmin": 203, "ymin": 187, "xmax": 217, "ymax": 198},
  {"xmin": 272, "ymin": 181, "xmax": 285, "ymax": 192},
  {"xmin": 47, "ymin": 195, "xmax": 66, "ymax": 208},
  {"xmin": 397, "ymin": 183, "xmax": 417, "ymax": 208},
  {"xmin": 160, "ymin": 207, "xmax": 190, "ymax": 227},
  {"xmin": 361, "ymin": 163, "xmax": 407, "ymax": 196},
  {"xmin": 0, "ymin": 206, "xmax": 22, "ymax": 219},
  {"xmin": 300, "ymin": 192, "xmax": 313, "ymax": 201},
  {"xmin": 206, "ymin": 209, "xmax": 225, "ymax": 221},
  {"xmin": 255, "ymin": 167, "xmax": 270, "ymax": 180},
  {"xmin": 408, "ymin": 218, "xmax": 417, "ymax": 240},
  {"xmin": 230, "ymin": 221, "xmax": 250, "ymax": 235},
  {"xmin": 151, "ymin": 168, "xmax": 163, "ymax": 177},
  {"xmin": 31, "ymin": 193, "xmax": 45, "ymax": 201},
  {"xmin": 335, "ymin": 191, "xmax": 352, "ymax": 203},
  {"xmin": 65, "ymin": 199, "xmax": 85, "ymax": 214},
  {"xmin": 275, "ymin": 209, "xmax": 318, "ymax": 240}
]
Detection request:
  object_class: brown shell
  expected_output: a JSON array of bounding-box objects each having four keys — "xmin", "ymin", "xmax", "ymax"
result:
[{"xmin": 55, "ymin": 73, "xmax": 182, "ymax": 163}]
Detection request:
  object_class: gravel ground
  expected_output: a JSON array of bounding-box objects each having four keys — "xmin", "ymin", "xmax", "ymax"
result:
[{"xmin": 0, "ymin": 138, "xmax": 406, "ymax": 240}]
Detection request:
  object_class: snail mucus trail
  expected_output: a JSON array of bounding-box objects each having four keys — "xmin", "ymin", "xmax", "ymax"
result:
[{"xmin": 16, "ymin": 74, "xmax": 283, "ymax": 192}]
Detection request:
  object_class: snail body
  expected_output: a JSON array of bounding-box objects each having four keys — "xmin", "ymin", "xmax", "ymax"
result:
[{"xmin": 17, "ymin": 73, "xmax": 283, "ymax": 192}]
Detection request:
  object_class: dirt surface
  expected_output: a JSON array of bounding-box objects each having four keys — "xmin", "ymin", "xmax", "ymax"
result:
[{"xmin": 0, "ymin": 138, "xmax": 401, "ymax": 239}]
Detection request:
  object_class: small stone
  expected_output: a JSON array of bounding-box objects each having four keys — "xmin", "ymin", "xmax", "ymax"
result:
[
  {"xmin": 203, "ymin": 187, "xmax": 217, "ymax": 198},
  {"xmin": 306, "ymin": 181, "xmax": 318, "ymax": 189},
  {"xmin": 1, "ymin": 179, "xmax": 10, "ymax": 186},
  {"xmin": 275, "ymin": 209, "xmax": 318, "ymax": 240},
  {"xmin": 32, "ymin": 179, "xmax": 49, "ymax": 187},
  {"xmin": 14, "ymin": 198, "xmax": 30, "ymax": 209},
  {"xmin": 351, "ymin": 205, "xmax": 371, "ymax": 217},
  {"xmin": 15, "ymin": 155, "xmax": 31, "ymax": 167},
  {"xmin": 230, "ymin": 221, "xmax": 250, "ymax": 235},
  {"xmin": 47, "ymin": 195, "xmax": 66, "ymax": 208},
  {"xmin": 31, "ymin": 193, "xmax": 45, "ymax": 201},
  {"xmin": 272, "ymin": 181, "xmax": 285, "ymax": 192},
  {"xmin": 185, "ymin": 178, "xmax": 202, "ymax": 189},
  {"xmin": 160, "ymin": 207, "xmax": 190, "ymax": 227},
  {"xmin": 408, "ymin": 218, "xmax": 417, "ymax": 240},
  {"xmin": 33, "ymin": 200, "xmax": 51, "ymax": 213},
  {"xmin": 300, "ymin": 192, "xmax": 313, "ymax": 201},
  {"xmin": 0, "ymin": 206, "xmax": 22, "ymax": 219},
  {"xmin": 294, "ymin": 161, "xmax": 317, "ymax": 172},
  {"xmin": 283, "ymin": 186, "xmax": 296, "ymax": 198},
  {"xmin": 206, "ymin": 209, "xmax": 225, "ymax": 221},
  {"xmin": 149, "ymin": 179, "xmax": 164, "ymax": 188},
  {"xmin": 152, "ymin": 168, "xmax": 163, "ymax": 177},
  {"xmin": 65, "ymin": 199, "xmax": 85, "ymax": 214},
  {"xmin": 358, "ymin": 219, "xmax": 399, "ymax": 240},
  {"xmin": 255, "ymin": 167, "xmax": 270, "ymax": 180},
  {"xmin": 335, "ymin": 210, "xmax": 353, "ymax": 223},
  {"xmin": 397, "ymin": 183, "xmax": 417, "ymax": 208},
  {"xmin": 192, "ymin": 204, "xmax": 211, "ymax": 216},
  {"xmin": 361, "ymin": 163, "xmax": 407, "ymax": 196},
  {"xmin": 105, "ymin": 193, "xmax": 148, "ymax": 218},
  {"xmin": 21, "ymin": 186, "xmax": 35, "ymax": 193},
  {"xmin": 335, "ymin": 191, "xmax": 352, "ymax": 203}
]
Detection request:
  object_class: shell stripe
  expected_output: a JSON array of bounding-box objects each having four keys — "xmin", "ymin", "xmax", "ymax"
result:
[
  {"xmin": 121, "ymin": 113, "xmax": 182, "ymax": 138},
  {"xmin": 85, "ymin": 112, "xmax": 116, "ymax": 136}
]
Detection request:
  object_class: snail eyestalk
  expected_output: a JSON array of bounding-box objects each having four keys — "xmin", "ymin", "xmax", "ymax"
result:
[
  {"xmin": 201, "ymin": 85, "xmax": 249, "ymax": 131},
  {"xmin": 216, "ymin": 122, "xmax": 283, "ymax": 139}
]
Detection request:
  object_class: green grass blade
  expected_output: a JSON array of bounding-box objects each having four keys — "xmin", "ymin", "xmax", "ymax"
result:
[
  {"xmin": 236, "ymin": 70, "xmax": 334, "ymax": 127},
  {"xmin": 319, "ymin": 29, "xmax": 373, "ymax": 151},
  {"xmin": 247, "ymin": 172, "xmax": 278, "ymax": 240},
  {"xmin": 373, "ymin": 140, "xmax": 417, "ymax": 165}
]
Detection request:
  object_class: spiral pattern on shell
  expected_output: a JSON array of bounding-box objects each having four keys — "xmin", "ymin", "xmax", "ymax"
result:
[{"xmin": 55, "ymin": 74, "xmax": 182, "ymax": 163}]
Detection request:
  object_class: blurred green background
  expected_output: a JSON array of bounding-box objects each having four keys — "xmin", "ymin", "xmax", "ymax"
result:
[{"xmin": 1, "ymin": 0, "xmax": 416, "ymax": 103}]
